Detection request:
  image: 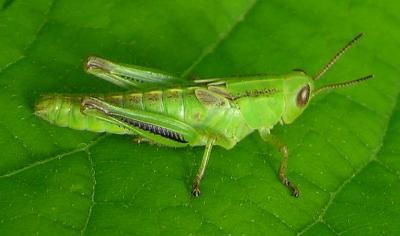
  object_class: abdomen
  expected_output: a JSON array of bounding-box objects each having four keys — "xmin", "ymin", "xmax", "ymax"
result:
[
  {"xmin": 34, "ymin": 88, "xmax": 205, "ymax": 135},
  {"xmin": 35, "ymin": 95, "xmax": 128, "ymax": 134}
]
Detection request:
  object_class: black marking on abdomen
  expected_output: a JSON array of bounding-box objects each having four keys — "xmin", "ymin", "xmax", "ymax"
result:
[{"xmin": 110, "ymin": 114, "xmax": 187, "ymax": 143}]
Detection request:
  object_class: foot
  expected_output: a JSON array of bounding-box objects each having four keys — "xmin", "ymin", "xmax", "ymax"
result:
[
  {"xmin": 281, "ymin": 177, "xmax": 300, "ymax": 198},
  {"xmin": 292, "ymin": 187, "xmax": 300, "ymax": 198},
  {"xmin": 191, "ymin": 184, "xmax": 201, "ymax": 197}
]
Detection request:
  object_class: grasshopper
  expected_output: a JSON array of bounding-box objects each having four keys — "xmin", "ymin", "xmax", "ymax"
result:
[{"xmin": 35, "ymin": 33, "xmax": 372, "ymax": 197}]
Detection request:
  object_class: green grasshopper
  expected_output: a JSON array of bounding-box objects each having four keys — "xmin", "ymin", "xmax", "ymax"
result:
[{"xmin": 35, "ymin": 33, "xmax": 372, "ymax": 197}]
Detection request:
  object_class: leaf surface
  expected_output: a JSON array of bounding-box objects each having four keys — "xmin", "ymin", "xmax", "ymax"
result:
[{"xmin": 0, "ymin": 0, "xmax": 399, "ymax": 235}]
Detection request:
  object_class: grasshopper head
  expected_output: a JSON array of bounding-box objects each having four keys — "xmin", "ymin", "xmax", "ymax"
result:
[
  {"xmin": 281, "ymin": 33, "xmax": 373, "ymax": 124},
  {"xmin": 281, "ymin": 71, "xmax": 314, "ymax": 124}
]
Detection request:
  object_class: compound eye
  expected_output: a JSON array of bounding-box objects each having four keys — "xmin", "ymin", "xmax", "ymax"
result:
[{"xmin": 296, "ymin": 84, "xmax": 310, "ymax": 107}]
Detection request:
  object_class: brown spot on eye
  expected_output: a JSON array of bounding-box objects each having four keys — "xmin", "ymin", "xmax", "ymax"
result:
[{"xmin": 296, "ymin": 85, "xmax": 310, "ymax": 107}]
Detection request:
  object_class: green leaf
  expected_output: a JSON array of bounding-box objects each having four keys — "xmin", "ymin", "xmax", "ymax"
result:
[{"xmin": 0, "ymin": 0, "xmax": 399, "ymax": 235}]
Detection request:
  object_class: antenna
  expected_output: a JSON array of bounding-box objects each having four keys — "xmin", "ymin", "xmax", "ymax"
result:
[
  {"xmin": 312, "ymin": 74, "xmax": 373, "ymax": 96},
  {"xmin": 313, "ymin": 33, "xmax": 363, "ymax": 81}
]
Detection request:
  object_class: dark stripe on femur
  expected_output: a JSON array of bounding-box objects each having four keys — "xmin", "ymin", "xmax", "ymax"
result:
[{"xmin": 110, "ymin": 114, "xmax": 187, "ymax": 143}]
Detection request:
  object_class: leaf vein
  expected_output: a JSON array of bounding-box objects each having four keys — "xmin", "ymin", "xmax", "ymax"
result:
[
  {"xmin": 0, "ymin": 0, "xmax": 54, "ymax": 74},
  {"xmin": 0, "ymin": 134, "xmax": 106, "ymax": 178},
  {"xmin": 80, "ymin": 150, "xmax": 97, "ymax": 235},
  {"xmin": 180, "ymin": 0, "xmax": 259, "ymax": 78},
  {"xmin": 297, "ymin": 77, "xmax": 400, "ymax": 235}
]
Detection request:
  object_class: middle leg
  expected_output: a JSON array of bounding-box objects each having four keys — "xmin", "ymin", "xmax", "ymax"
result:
[{"xmin": 192, "ymin": 138, "xmax": 215, "ymax": 197}]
